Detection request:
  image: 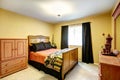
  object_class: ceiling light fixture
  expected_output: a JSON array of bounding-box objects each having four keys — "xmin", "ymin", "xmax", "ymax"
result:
[{"xmin": 57, "ymin": 14, "xmax": 61, "ymax": 17}]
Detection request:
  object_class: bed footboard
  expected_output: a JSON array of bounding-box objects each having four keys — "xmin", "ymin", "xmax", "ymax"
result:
[{"xmin": 61, "ymin": 48, "xmax": 78, "ymax": 80}]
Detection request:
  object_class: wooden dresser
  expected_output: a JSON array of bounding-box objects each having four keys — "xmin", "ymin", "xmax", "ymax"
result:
[
  {"xmin": 0, "ymin": 39, "xmax": 28, "ymax": 78},
  {"xmin": 99, "ymin": 53, "xmax": 120, "ymax": 80}
]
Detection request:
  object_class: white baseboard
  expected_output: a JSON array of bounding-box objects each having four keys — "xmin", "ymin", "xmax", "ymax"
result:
[{"xmin": 94, "ymin": 63, "xmax": 99, "ymax": 65}]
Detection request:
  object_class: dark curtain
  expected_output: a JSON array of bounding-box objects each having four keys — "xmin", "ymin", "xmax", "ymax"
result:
[
  {"xmin": 61, "ymin": 25, "xmax": 68, "ymax": 49},
  {"xmin": 82, "ymin": 22, "xmax": 94, "ymax": 63}
]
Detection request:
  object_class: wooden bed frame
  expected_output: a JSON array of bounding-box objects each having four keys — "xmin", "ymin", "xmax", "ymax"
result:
[{"xmin": 28, "ymin": 35, "xmax": 78, "ymax": 80}]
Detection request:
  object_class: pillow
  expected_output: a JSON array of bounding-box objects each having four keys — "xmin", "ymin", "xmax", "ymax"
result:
[
  {"xmin": 44, "ymin": 42, "xmax": 52, "ymax": 49},
  {"xmin": 29, "ymin": 45, "xmax": 34, "ymax": 51},
  {"xmin": 32, "ymin": 42, "xmax": 46, "ymax": 52}
]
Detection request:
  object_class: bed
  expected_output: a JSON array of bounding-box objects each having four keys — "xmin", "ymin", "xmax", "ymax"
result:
[{"xmin": 28, "ymin": 35, "xmax": 78, "ymax": 80}]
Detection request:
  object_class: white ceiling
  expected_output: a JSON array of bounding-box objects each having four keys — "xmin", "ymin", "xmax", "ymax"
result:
[{"xmin": 0, "ymin": 0, "xmax": 118, "ymax": 24}]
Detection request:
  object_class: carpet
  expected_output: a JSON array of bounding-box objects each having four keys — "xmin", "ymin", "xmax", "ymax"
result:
[
  {"xmin": 39, "ymin": 74, "xmax": 57, "ymax": 80},
  {"xmin": 0, "ymin": 63, "xmax": 98, "ymax": 80}
]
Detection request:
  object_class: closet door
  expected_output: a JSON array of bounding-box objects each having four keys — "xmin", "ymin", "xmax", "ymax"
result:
[
  {"xmin": 1, "ymin": 40, "xmax": 15, "ymax": 61},
  {"xmin": 15, "ymin": 40, "xmax": 27, "ymax": 57}
]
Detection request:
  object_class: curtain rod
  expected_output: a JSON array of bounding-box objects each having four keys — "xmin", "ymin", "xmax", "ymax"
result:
[
  {"xmin": 69, "ymin": 23, "xmax": 81, "ymax": 26},
  {"xmin": 69, "ymin": 22, "xmax": 91, "ymax": 26},
  {"xmin": 62, "ymin": 22, "xmax": 92, "ymax": 27}
]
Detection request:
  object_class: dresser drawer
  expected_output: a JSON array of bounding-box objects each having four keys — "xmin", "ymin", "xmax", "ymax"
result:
[
  {"xmin": 1, "ymin": 57, "xmax": 27, "ymax": 69},
  {"xmin": 1, "ymin": 63, "xmax": 27, "ymax": 75}
]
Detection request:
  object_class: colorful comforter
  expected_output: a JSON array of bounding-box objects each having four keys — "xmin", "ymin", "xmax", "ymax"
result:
[{"xmin": 44, "ymin": 50, "xmax": 63, "ymax": 72}]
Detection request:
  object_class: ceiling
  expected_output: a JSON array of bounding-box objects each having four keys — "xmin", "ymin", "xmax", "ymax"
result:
[{"xmin": 0, "ymin": 0, "xmax": 118, "ymax": 24}]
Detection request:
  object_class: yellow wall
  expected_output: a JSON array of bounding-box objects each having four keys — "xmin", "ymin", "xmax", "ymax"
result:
[
  {"xmin": 0, "ymin": 7, "xmax": 115, "ymax": 63},
  {"xmin": 0, "ymin": 9, "xmax": 54, "ymax": 39},
  {"xmin": 54, "ymin": 13, "xmax": 112, "ymax": 63},
  {"xmin": 116, "ymin": 16, "xmax": 120, "ymax": 50}
]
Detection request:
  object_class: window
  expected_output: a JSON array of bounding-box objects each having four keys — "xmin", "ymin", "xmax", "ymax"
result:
[{"xmin": 68, "ymin": 24, "xmax": 82, "ymax": 46}]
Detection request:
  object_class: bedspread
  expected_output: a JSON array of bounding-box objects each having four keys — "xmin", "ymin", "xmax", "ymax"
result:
[
  {"xmin": 44, "ymin": 50, "xmax": 63, "ymax": 72},
  {"xmin": 29, "ymin": 49, "xmax": 60, "ymax": 64}
]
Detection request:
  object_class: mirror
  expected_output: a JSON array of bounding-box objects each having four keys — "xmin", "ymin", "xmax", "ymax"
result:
[{"xmin": 112, "ymin": 2, "xmax": 120, "ymax": 50}]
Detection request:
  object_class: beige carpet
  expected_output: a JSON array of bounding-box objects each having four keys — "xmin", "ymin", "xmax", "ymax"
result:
[{"xmin": 0, "ymin": 62, "xmax": 98, "ymax": 80}]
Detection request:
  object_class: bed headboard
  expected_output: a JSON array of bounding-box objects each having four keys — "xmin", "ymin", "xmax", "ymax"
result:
[{"xmin": 28, "ymin": 35, "xmax": 49, "ymax": 46}]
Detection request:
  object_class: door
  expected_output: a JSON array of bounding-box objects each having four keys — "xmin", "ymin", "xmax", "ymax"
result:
[
  {"xmin": 1, "ymin": 40, "xmax": 15, "ymax": 61},
  {"xmin": 15, "ymin": 40, "xmax": 27, "ymax": 57}
]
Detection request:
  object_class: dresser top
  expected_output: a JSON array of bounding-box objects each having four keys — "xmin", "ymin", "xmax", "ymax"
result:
[{"xmin": 99, "ymin": 53, "xmax": 120, "ymax": 66}]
